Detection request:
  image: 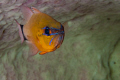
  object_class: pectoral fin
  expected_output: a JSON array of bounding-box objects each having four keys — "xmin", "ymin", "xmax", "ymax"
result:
[{"xmin": 26, "ymin": 41, "xmax": 39, "ymax": 56}]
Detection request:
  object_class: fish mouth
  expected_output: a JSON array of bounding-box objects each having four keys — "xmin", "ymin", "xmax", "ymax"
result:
[
  {"xmin": 42, "ymin": 25, "xmax": 65, "ymax": 46},
  {"xmin": 49, "ymin": 25, "xmax": 64, "ymax": 45},
  {"xmin": 49, "ymin": 33, "xmax": 64, "ymax": 46}
]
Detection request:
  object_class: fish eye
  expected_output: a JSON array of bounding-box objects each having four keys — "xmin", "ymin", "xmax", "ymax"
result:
[
  {"xmin": 43, "ymin": 26, "xmax": 51, "ymax": 36},
  {"xmin": 45, "ymin": 27, "xmax": 49, "ymax": 34}
]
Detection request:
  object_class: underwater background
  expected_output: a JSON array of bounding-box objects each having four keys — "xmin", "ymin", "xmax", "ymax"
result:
[{"xmin": 0, "ymin": 0, "xmax": 120, "ymax": 80}]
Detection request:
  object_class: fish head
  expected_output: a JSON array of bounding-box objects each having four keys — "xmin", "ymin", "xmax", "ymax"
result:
[{"xmin": 36, "ymin": 24, "xmax": 65, "ymax": 52}]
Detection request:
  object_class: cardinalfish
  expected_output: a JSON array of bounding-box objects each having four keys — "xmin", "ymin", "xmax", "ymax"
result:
[{"xmin": 15, "ymin": 6, "xmax": 64, "ymax": 55}]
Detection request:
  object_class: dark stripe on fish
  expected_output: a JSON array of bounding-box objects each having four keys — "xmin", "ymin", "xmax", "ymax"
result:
[{"xmin": 20, "ymin": 25, "xmax": 27, "ymax": 40}]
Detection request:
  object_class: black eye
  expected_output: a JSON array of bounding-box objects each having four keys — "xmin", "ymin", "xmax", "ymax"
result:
[{"xmin": 45, "ymin": 27, "xmax": 50, "ymax": 36}]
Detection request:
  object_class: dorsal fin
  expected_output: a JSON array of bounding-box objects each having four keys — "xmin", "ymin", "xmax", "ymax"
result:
[
  {"xmin": 31, "ymin": 7, "xmax": 42, "ymax": 14},
  {"xmin": 21, "ymin": 6, "xmax": 33, "ymax": 23}
]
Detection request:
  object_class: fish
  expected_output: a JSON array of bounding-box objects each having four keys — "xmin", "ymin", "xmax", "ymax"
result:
[{"xmin": 15, "ymin": 6, "xmax": 64, "ymax": 55}]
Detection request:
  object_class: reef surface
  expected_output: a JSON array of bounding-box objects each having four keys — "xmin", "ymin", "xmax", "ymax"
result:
[{"xmin": 0, "ymin": 0, "xmax": 120, "ymax": 80}]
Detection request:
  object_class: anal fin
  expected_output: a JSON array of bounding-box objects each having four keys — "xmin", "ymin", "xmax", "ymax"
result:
[{"xmin": 26, "ymin": 41, "xmax": 39, "ymax": 56}]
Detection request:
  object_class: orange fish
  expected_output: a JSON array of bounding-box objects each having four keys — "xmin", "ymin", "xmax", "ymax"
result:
[{"xmin": 15, "ymin": 6, "xmax": 64, "ymax": 55}]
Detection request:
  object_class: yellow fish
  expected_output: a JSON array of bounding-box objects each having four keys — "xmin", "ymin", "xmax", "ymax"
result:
[{"xmin": 15, "ymin": 6, "xmax": 64, "ymax": 55}]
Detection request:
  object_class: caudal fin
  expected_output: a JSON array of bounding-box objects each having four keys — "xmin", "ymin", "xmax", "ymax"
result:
[{"xmin": 15, "ymin": 19, "xmax": 24, "ymax": 43}]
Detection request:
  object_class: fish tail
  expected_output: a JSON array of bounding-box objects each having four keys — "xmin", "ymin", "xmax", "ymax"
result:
[{"xmin": 14, "ymin": 19, "xmax": 24, "ymax": 43}]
